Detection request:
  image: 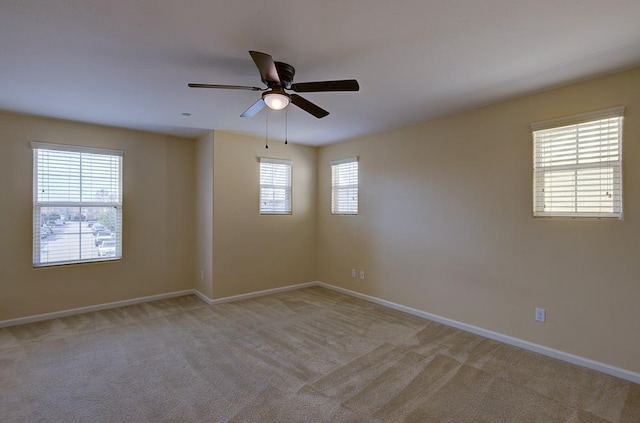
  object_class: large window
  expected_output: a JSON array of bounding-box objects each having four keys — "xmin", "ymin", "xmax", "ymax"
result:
[
  {"xmin": 531, "ymin": 107, "xmax": 623, "ymax": 219},
  {"xmin": 331, "ymin": 157, "xmax": 358, "ymax": 215},
  {"xmin": 32, "ymin": 142, "xmax": 123, "ymax": 266},
  {"xmin": 259, "ymin": 158, "xmax": 292, "ymax": 214}
]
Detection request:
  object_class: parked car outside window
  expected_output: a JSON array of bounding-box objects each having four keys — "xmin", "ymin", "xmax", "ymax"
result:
[
  {"xmin": 92, "ymin": 223, "xmax": 106, "ymax": 235},
  {"xmin": 95, "ymin": 231, "xmax": 113, "ymax": 246},
  {"xmin": 98, "ymin": 240, "xmax": 116, "ymax": 257}
]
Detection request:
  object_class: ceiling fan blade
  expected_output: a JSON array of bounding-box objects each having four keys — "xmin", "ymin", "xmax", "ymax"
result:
[
  {"xmin": 249, "ymin": 51, "xmax": 280, "ymax": 84},
  {"xmin": 188, "ymin": 83, "xmax": 264, "ymax": 91},
  {"xmin": 240, "ymin": 98, "xmax": 266, "ymax": 118},
  {"xmin": 290, "ymin": 94, "xmax": 329, "ymax": 119},
  {"xmin": 291, "ymin": 79, "xmax": 359, "ymax": 93}
]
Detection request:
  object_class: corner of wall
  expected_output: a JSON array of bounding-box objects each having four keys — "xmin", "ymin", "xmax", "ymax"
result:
[{"xmin": 194, "ymin": 130, "xmax": 214, "ymax": 298}]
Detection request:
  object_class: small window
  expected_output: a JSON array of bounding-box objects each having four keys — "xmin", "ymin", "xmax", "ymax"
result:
[
  {"xmin": 331, "ymin": 157, "xmax": 358, "ymax": 215},
  {"xmin": 531, "ymin": 107, "xmax": 623, "ymax": 218},
  {"xmin": 259, "ymin": 158, "xmax": 292, "ymax": 214},
  {"xmin": 32, "ymin": 142, "xmax": 123, "ymax": 267}
]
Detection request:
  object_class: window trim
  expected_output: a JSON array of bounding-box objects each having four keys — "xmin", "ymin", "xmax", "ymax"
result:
[
  {"xmin": 331, "ymin": 156, "xmax": 359, "ymax": 215},
  {"xmin": 530, "ymin": 106, "xmax": 624, "ymax": 132},
  {"xmin": 530, "ymin": 107, "xmax": 624, "ymax": 219},
  {"xmin": 259, "ymin": 157, "xmax": 292, "ymax": 215},
  {"xmin": 32, "ymin": 142, "xmax": 123, "ymax": 267}
]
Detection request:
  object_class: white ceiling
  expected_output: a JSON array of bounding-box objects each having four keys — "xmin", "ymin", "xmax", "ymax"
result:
[{"xmin": 1, "ymin": 1, "xmax": 639, "ymax": 146}]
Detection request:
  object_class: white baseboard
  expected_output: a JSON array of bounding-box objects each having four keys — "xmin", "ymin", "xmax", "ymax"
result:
[
  {"xmin": 195, "ymin": 281, "xmax": 318, "ymax": 305},
  {"xmin": 3, "ymin": 280, "xmax": 638, "ymax": 384},
  {"xmin": 0, "ymin": 282, "xmax": 317, "ymax": 328},
  {"xmin": 315, "ymin": 282, "xmax": 640, "ymax": 384},
  {"xmin": 0, "ymin": 282, "xmax": 317, "ymax": 327},
  {"xmin": 0, "ymin": 289, "xmax": 195, "ymax": 328},
  {"xmin": 192, "ymin": 289, "xmax": 215, "ymax": 305}
]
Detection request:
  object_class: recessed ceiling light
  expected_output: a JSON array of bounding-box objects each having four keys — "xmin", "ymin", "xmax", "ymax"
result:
[{"xmin": 182, "ymin": 112, "xmax": 192, "ymax": 116}]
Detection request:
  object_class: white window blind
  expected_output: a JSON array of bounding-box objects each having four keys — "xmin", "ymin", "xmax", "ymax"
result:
[
  {"xmin": 259, "ymin": 158, "xmax": 292, "ymax": 214},
  {"xmin": 531, "ymin": 107, "xmax": 623, "ymax": 219},
  {"xmin": 32, "ymin": 142, "xmax": 123, "ymax": 266},
  {"xmin": 331, "ymin": 157, "xmax": 358, "ymax": 214}
]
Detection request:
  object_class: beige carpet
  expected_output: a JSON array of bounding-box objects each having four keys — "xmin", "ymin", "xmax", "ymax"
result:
[{"xmin": 1, "ymin": 286, "xmax": 638, "ymax": 422}]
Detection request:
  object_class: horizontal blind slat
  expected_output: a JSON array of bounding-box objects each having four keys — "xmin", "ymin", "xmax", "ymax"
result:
[
  {"xmin": 33, "ymin": 145, "xmax": 123, "ymax": 266},
  {"xmin": 331, "ymin": 159, "xmax": 358, "ymax": 214},
  {"xmin": 259, "ymin": 160, "xmax": 292, "ymax": 214},
  {"xmin": 532, "ymin": 114, "xmax": 622, "ymax": 219}
]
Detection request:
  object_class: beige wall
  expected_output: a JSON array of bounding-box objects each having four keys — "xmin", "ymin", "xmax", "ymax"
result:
[
  {"xmin": 212, "ymin": 131, "xmax": 317, "ymax": 298},
  {"xmin": 317, "ymin": 67, "xmax": 640, "ymax": 373},
  {"xmin": 0, "ymin": 112, "xmax": 195, "ymax": 320},
  {"xmin": 2, "ymin": 67, "xmax": 638, "ymax": 375},
  {"xmin": 194, "ymin": 131, "xmax": 214, "ymax": 298}
]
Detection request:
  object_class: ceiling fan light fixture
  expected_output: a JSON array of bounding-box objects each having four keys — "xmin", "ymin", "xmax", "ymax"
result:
[
  {"xmin": 190, "ymin": 51, "xmax": 357, "ymax": 118},
  {"xmin": 263, "ymin": 92, "xmax": 290, "ymax": 110}
]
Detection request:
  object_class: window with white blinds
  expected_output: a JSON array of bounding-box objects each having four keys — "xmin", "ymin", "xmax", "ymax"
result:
[
  {"xmin": 531, "ymin": 107, "xmax": 623, "ymax": 219},
  {"xmin": 331, "ymin": 157, "xmax": 358, "ymax": 215},
  {"xmin": 32, "ymin": 142, "xmax": 123, "ymax": 266},
  {"xmin": 259, "ymin": 158, "xmax": 292, "ymax": 214}
]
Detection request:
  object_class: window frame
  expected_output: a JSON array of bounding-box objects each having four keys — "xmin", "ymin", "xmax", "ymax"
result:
[
  {"xmin": 331, "ymin": 157, "xmax": 359, "ymax": 215},
  {"xmin": 531, "ymin": 106, "xmax": 624, "ymax": 219},
  {"xmin": 259, "ymin": 157, "xmax": 292, "ymax": 215},
  {"xmin": 32, "ymin": 142, "xmax": 123, "ymax": 267}
]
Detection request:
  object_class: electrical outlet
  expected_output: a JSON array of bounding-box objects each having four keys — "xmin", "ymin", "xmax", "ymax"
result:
[
  {"xmin": 200, "ymin": 270, "xmax": 204, "ymax": 280},
  {"xmin": 359, "ymin": 270, "xmax": 365, "ymax": 280},
  {"xmin": 535, "ymin": 308, "xmax": 546, "ymax": 322},
  {"xmin": 351, "ymin": 268, "xmax": 356, "ymax": 278}
]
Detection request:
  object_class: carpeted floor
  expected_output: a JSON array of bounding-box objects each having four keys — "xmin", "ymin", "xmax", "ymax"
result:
[{"xmin": 1, "ymin": 286, "xmax": 638, "ymax": 422}]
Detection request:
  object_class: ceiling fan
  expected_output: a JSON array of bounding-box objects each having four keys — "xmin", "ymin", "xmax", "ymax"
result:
[{"xmin": 188, "ymin": 51, "xmax": 359, "ymax": 119}]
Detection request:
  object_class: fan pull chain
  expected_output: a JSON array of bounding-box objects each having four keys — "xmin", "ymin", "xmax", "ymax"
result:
[
  {"xmin": 265, "ymin": 111, "xmax": 269, "ymax": 149},
  {"xmin": 285, "ymin": 109, "xmax": 288, "ymax": 145}
]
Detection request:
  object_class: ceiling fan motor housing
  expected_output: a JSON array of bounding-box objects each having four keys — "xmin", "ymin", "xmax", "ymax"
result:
[{"xmin": 273, "ymin": 62, "xmax": 295, "ymax": 88}]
